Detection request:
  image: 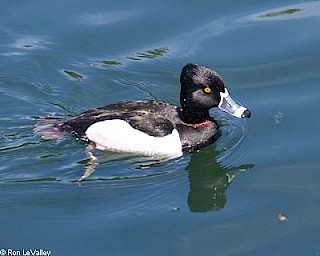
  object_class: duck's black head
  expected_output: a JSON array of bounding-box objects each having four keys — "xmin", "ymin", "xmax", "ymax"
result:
[{"xmin": 180, "ymin": 63, "xmax": 251, "ymax": 124}]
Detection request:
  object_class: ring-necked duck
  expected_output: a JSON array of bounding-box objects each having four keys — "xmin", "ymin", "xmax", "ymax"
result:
[{"xmin": 36, "ymin": 63, "xmax": 251, "ymax": 158}]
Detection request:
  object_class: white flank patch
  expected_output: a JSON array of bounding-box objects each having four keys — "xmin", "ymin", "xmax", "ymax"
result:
[{"xmin": 85, "ymin": 119, "xmax": 183, "ymax": 158}]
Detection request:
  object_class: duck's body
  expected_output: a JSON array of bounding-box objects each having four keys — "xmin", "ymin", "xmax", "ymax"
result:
[
  {"xmin": 37, "ymin": 63, "xmax": 250, "ymax": 158},
  {"xmin": 59, "ymin": 99, "xmax": 218, "ymax": 156}
]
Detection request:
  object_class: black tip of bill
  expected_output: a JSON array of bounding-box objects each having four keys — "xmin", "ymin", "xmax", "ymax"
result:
[{"xmin": 241, "ymin": 109, "xmax": 251, "ymax": 118}]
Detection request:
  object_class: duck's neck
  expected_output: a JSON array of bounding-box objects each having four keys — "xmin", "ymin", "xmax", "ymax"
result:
[{"xmin": 182, "ymin": 106, "xmax": 211, "ymax": 124}]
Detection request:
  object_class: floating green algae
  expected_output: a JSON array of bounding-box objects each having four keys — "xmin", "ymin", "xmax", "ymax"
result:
[
  {"xmin": 64, "ymin": 70, "xmax": 84, "ymax": 80},
  {"xmin": 259, "ymin": 8, "xmax": 303, "ymax": 18},
  {"xmin": 127, "ymin": 47, "xmax": 169, "ymax": 60},
  {"xmin": 100, "ymin": 60, "xmax": 122, "ymax": 66}
]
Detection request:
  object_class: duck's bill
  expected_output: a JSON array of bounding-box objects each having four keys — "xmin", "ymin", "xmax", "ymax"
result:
[{"xmin": 218, "ymin": 89, "xmax": 251, "ymax": 118}]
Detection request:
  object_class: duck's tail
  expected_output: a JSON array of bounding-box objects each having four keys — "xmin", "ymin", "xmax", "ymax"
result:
[{"xmin": 34, "ymin": 116, "xmax": 67, "ymax": 140}]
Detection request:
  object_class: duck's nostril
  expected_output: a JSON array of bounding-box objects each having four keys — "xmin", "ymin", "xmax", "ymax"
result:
[{"xmin": 241, "ymin": 109, "xmax": 251, "ymax": 118}]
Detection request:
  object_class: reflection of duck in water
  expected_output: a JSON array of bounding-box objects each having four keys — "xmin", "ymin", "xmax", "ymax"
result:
[
  {"xmin": 187, "ymin": 146, "xmax": 254, "ymax": 212},
  {"xmin": 36, "ymin": 64, "xmax": 251, "ymax": 161}
]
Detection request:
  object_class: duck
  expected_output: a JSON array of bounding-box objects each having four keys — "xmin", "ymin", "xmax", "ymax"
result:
[{"xmin": 37, "ymin": 63, "xmax": 251, "ymax": 158}]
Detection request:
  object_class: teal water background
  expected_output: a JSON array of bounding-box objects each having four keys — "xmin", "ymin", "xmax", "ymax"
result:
[{"xmin": 1, "ymin": 0, "xmax": 320, "ymax": 255}]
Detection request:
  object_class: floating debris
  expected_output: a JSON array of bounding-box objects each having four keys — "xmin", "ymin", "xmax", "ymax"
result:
[
  {"xmin": 278, "ymin": 213, "xmax": 288, "ymax": 222},
  {"xmin": 274, "ymin": 110, "xmax": 284, "ymax": 124},
  {"xmin": 171, "ymin": 207, "xmax": 180, "ymax": 212}
]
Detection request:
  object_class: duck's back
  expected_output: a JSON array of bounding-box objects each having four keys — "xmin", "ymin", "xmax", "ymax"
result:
[{"xmin": 60, "ymin": 100, "xmax": 181, "ymax": 140}]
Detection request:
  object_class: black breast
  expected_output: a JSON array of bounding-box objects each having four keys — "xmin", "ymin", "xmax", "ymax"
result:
[{"xmin": 176, "ymin": 121, "xmax": 219, "ymax": 152}]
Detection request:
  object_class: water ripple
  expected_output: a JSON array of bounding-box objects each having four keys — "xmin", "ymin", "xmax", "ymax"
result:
[
  {"xmin": 80, "ymin": 9, "xmax": 141, "ymax": 26},
  {"xmin": 76, "ymin": 154, "xmax": 188, "ymax": 187},
  {"xmin": 1, "ymin": 36, "xmax": 53, "ymax": 56}
]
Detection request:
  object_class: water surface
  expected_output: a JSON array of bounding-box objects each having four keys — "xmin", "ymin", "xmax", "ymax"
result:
[{"xmin": 1, "ymin": 0, "xmax": 320, "ymax": 255}]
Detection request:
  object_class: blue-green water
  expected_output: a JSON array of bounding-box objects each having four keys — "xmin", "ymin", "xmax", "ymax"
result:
[{"xmin": 1, "ymin": 0, "xmax": 320, "ymax": 255}]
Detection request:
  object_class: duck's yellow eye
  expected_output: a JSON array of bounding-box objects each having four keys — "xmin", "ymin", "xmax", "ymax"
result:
[{"xmin": 203, "ymin": 87, "xmax": 212, "ymax": 93}]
